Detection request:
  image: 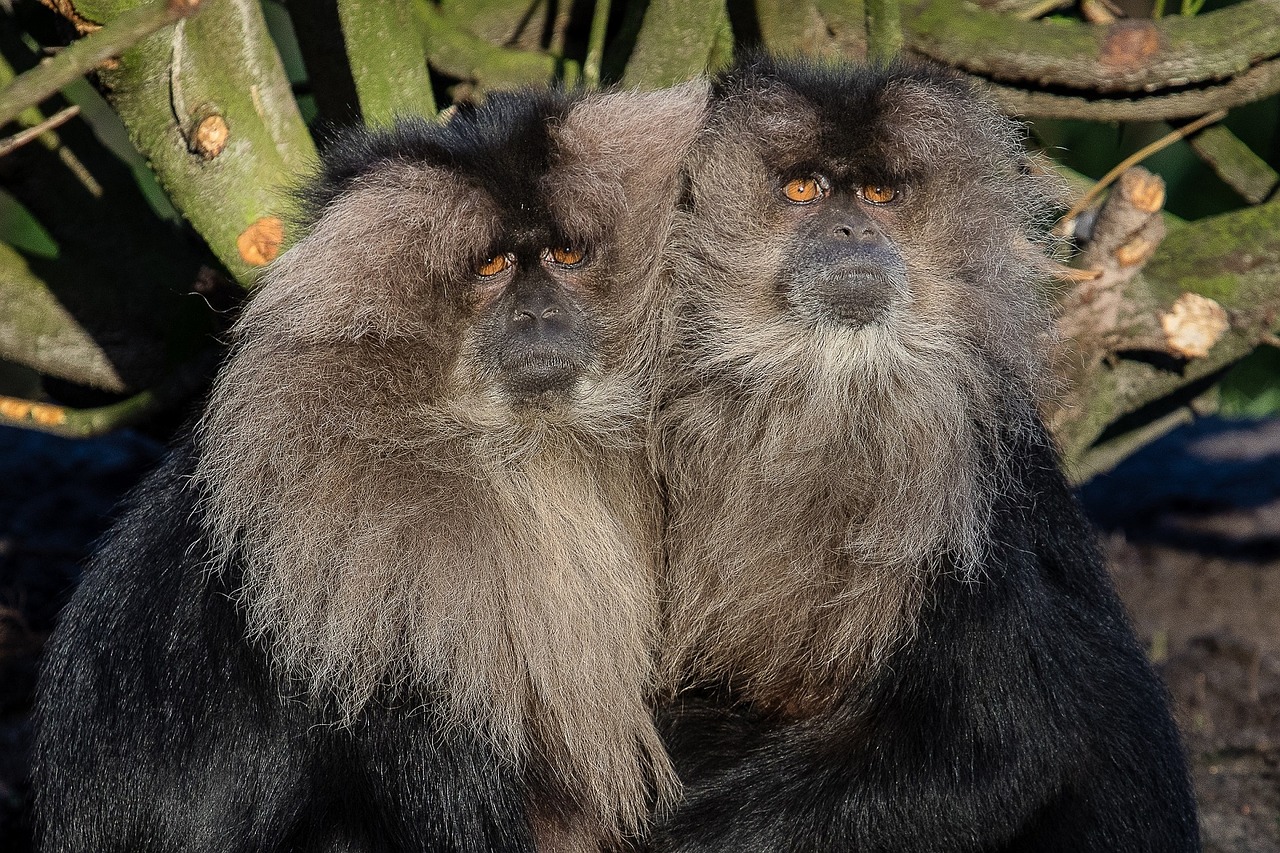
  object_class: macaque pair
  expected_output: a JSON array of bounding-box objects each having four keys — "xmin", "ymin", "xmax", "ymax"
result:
[{"xmin": 34, "ymin": 57, "xmax": 1198, "ymax": 853}]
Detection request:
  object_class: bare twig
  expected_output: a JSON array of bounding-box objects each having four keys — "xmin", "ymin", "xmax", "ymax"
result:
[
  {"xmin": 0, "ymin": 104, "xmax": 78, "ymax": 156},
  {"xmin": 1058, "ymin": 110, "xmax": 1225, "ymax": 231},
  {"xmin": 0, "ymin": 0, "xmax": 204, "ymax": 127}
]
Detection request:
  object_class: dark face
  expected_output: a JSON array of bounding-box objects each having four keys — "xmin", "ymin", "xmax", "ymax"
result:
[
  {"xmin": 468, "ymin": 239, "xmax": 601, "ymax": 401},
  {"xmin": 772, "ymin": 172, "xmax": 909, "ymax": 330}
]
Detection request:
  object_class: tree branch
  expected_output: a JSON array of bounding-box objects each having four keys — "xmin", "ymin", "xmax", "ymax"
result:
[
  {"xmin": 0, "ymin": 0, "xmax": 203, "ymax": 127},
  {"xmin": 0, "ymin": 46, "xmax": 217, "ymax": 393},
  {"xmin": 621, "ymin": 0, "xmax": 729, "ymax": 89},
  {"xmin": 1052, "ymin": 187, "xmax": 1280, "ymax": 475},
  {"xmin": 336, "ymin": 0, "xmax": 435, "ymax": 124},
  {"xmin": 65, "ymin": 0, "xmax": 316, "ymax": 286},
  {"xmin": 904, "ymin": 0, "xmax": 1280, "ymax": 94},
  {"xmin": 1187, "ymin": 124, "xmax": 1279, "ymax": 205},
  {"xmin": 413, "ymin": 0, "xmax": 557, "ymax": 95},
  {"xmin": 0, "ymin": 352, "xmax": 211, "ymax": 437},
  {"xmin": 865, "ymin": 0, "xmax": 903, "ymax": 64},
  {"xmin": 984, "ymin": 56, "xmax": 1280, "ymax": 122},
  {"xmin": 0, "ymin": 104, "xmax": 78, "ymax": 156},
  {"xmin": 583, "ymin": 0, "xmax": 610, "ymax": 88}
]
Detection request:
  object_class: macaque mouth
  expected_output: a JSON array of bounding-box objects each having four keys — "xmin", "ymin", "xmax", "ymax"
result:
[
  {"xmin": 785, "ymin": 264, "xmax": 907, "ymax": 329},
  {"xmin": 499, "ymin": 348, "xmax": 590, "ymax": 397}
]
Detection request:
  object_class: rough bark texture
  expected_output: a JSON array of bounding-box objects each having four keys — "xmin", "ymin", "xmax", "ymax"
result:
[
  {"xmin": 621, "ymin": 0, "xmax": 730, "ymax": 89},
  {"xmin": 904, "ymin": 0, "xmax": 1280, "ymax": 94},
  {"xmin": 70, "ymin": 0, "xmax": 316, "ymax": 285},
  {"xmin": 1053, "ymin": 183, "xmax": 1280, "ymax": 477},
  {"xmin": 337, "ymin": 0, "xmax": 436, "ymax": 125}
]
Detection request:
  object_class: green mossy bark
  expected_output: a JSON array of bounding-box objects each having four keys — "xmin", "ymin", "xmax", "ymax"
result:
[
  {"xmin": 1059, "ymin": 196, "xmax": 1280, "ymax": 474},
  {"xmin": 904, "ymin": 0, "xmax": 1280, "ymax": 94},
  {"xmin": 621, "ymin": 0, "xmax": 730, "ymax": 89},
  {"xmin": 414, "ymin": 0, "xmax": 558, "ymax": 94},
  {"xmin": 72, "ymin": 0, "xmax": 316, "ymax": 286},
  {"xmin": 1189, "ymin": 125, "xmax": 1280, "ymax": 206},
  {"xmin": 437, "ymin": 0, "xmax": 550, "ymax": 52},
  {"xmin": 337, "ymin": 0, "xmax": 436, "ymax": 125}
]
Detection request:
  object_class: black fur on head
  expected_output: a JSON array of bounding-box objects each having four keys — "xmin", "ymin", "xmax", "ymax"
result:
[
  {"xmin": 194, "ymin": 84, "xmax": 706, "ymax": 843},
  {"xmin": 657, "ymin": 56, "xmax": 1062, "ymax": 712}
]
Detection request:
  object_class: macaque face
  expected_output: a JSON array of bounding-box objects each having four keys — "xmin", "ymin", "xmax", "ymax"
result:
[
  {"xmin": 467, "ymin": 231, "xmax": 603, "ymax": 401},
  {"xmin": 771, "ymin": 170, "xmax": 911, "ymax": 330}
]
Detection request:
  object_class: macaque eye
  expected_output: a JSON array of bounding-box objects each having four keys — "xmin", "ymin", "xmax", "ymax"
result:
[
  {"xmin": 782, "ymin": 177, "xmax": 828, "ymax": 204},
  {"xmin": 544, "ymin": 246, "xmax": 587, "ymax": 267},
  {"xmin": 476, "ymin": 253, "xmax": 513, "ymax": 277},
  {"xmin": 860, "ymin": 184, "xmax": 898, "ymax": 204}
]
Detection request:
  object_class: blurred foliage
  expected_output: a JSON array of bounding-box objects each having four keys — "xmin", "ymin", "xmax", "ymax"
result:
[{"xmin": 0, "ymin": 0, "xmax": 1278, "ymax": 462}]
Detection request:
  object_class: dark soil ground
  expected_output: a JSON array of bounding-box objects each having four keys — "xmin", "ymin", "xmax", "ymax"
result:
[{"xmin": 1, "ymin": 416, "xmax": 1277, "ymax": 852}]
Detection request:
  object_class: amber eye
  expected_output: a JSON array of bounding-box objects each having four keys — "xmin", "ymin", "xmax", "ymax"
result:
[
  {"xmin": 476, "ymin": 253, "xmax": 512, "ymax": 277},
  {"xmin": 861, "ymin": 184, "xmax": 898, "ymax": 204},
  {"xmin": 782, "ymin": 177, "xmax": 827, "ymax": 204},
  {"xmin": 545, "ymin": 246, "xmax": 586, "ymax": 266}
]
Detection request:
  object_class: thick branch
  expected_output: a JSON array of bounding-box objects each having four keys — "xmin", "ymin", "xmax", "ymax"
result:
[
  {"xmin": 337, "ymin": 0, "xmax": 435, "ymax": 124},
  {"xmin": 904, "ymin": 0, "xmax": 1280, "ymax": 94},
  {"xmin": 67, "ymin": 0, "xmax": 316, "ymax": 286},
  {"xmin": 756, "ymin": 0, "xmax": 868, "ymax": 58},
  {"xmin": 621, "ymin": 0, "xmax": 729, "ymax": 89},
  {"xmin": 1052, "ymin": 192, "xmax": 1280, "ymax": 475},
  {"xmin": 414, "ymin": 0, "xmax": 557, "ymax": 94},
  {"xmin": 984, "ymin": 56, "xmax": 1280, "ymax": 122},
  {"xmin": 436, "ymin": 0, "xmax": 550, "ymax": 52},
  {"xmin": 0, "ymin": 0, "xmax": 202, "ymax": 127},
  {"xmin": 583, "ymin": 0, "xmax": 610, "ymax": 88},
  {"xmin": 865, "ymin": 0, "xmax": 903, "ymax": 64}
]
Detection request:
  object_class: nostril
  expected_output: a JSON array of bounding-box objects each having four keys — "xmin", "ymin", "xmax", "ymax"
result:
[
  {"xmin": 512, "ymin": 307, "xmax": 536, "ymax": 322},
  {"xmin": 541, "ymin": 306, "xmax": 560, "ymax": 320},
  {"xmin": 862, "ymin": 227, "xmax": 878, "ymax": 240},
  {"xmin": 833, "ymin": 224, "xmax": 853, "ymax": 238}
]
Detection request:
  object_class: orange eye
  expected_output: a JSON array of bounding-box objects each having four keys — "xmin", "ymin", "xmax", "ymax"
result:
[
  {"xmin": 861, "ymin": 184, "xmax": 898, "ymax": 204},
  {"xmin": 476, "ymin": 254, "xmax": 512, "ymax": 277},
  {"xmin": 545, "ymin": 246, "xmax": 586, "ymax": 266},
  {"xmin": 782, "ymin": 177, "xmax": 826, "ymax": 204}
]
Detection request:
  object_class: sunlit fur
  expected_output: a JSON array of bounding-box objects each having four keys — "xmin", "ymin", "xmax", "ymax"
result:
[
  {"xmin": 194, "ymin": 86, "xmax": 705, "ymax": 845},
  {"xmin": 656, "ymin": 58, "xmax": 1062, "ymax": 714}
]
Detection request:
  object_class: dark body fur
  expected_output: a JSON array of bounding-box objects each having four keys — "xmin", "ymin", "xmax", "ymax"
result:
[
  {"xmin": 34, "ymin": 87, "xmax": 703, "ymax": 853},
  {"xmin": 651, "ymin": 57, "xmax": 1198, "ymax": 852},
  {"xmin": 35, "ymin": 447, "xmax": 537, "ymax": 853}
]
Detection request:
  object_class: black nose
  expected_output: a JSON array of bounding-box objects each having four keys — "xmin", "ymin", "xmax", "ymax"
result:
[
  {"xmin": 508, "ymin": 285, "xmax": 574, "ymax": 340},
  {"xmin": 831, "ymin": 221, "xmax": 889, "ymax": 248}
]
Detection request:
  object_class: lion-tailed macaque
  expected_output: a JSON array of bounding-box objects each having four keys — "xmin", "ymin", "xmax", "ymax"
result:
[
  {"xmin": 650, "ymin": 56, "xmax": 1198, "ymax": 853},
  {"xmin": 34, "ymin": 84, "xmax": 704, "ymax": 853}
]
